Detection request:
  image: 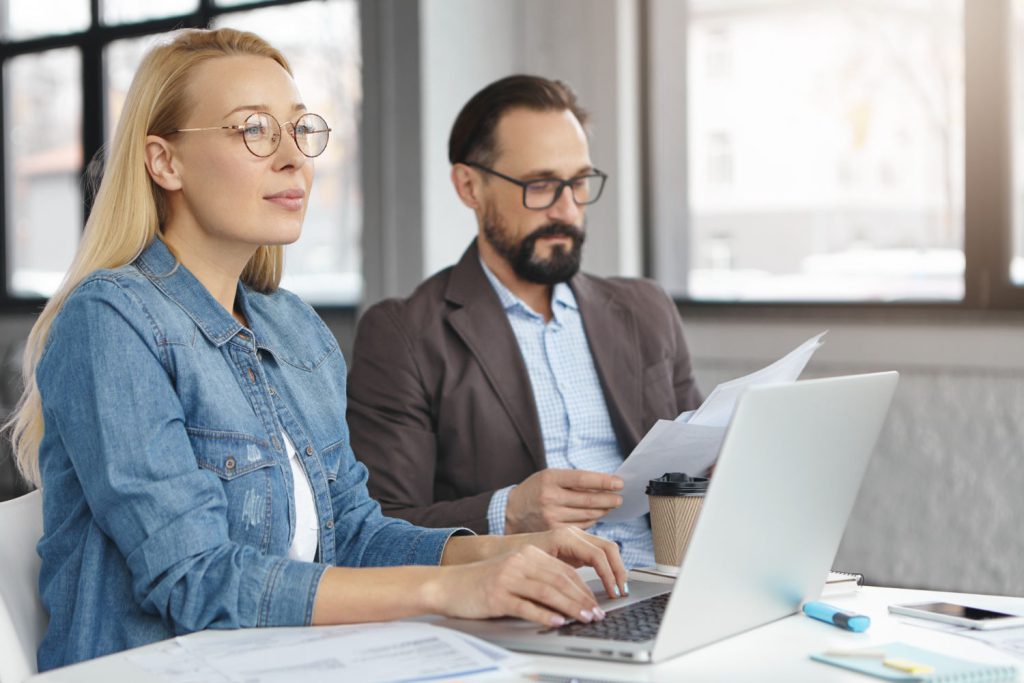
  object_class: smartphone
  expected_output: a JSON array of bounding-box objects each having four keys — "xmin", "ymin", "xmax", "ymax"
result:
[{"xmin": 888, "ymin": 602, "xmax": 1024, "ymax": 630}]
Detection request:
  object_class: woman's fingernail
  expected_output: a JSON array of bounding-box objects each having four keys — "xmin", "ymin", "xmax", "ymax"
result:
[
  {"xmin": 624, "ymin": 581, "xmax": 630, "ymax": 595},
  {"xmin": 579, "ymin": 609, "xmax": 594, "ymax": 622},
  {"xmin": 549, "ymin": 614, "xmax": 567, "ymax": 627},
  {"xmin": 613, "ymin": 585, "xmax": 621, "ymax": 598},
  {"xmin": 594, "ymin": 607, "xmax": 606, "ymax": 620}
]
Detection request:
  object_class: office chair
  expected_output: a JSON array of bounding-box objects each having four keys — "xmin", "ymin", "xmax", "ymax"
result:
[{"xmin": 0, "ymin": 490, "xmax": 46, "ymax": 683}]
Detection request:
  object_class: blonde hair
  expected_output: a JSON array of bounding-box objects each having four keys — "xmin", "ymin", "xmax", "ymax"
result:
[{"xmin": 6, "ymin": 28, "xmax": 292, "ymax": 487}]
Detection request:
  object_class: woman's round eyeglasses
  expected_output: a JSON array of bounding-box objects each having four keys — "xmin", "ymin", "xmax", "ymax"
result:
[{"xmin": 174, "ymin": 112, "xmax": 331, "ymax": 158}]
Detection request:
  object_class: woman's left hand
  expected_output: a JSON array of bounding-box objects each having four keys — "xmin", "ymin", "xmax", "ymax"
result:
[{"xmin": 511, "ymin": 527, "xmax": 629, "ymax": 600}]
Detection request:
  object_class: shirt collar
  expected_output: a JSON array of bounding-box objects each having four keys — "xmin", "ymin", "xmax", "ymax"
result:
[
  {"xmin": 478, "ymin": 257, "xmax": 578, "ymax": 321},
  {"xmin": 133, "ymin": 238, "xmax": 249, "ymax": 347}
]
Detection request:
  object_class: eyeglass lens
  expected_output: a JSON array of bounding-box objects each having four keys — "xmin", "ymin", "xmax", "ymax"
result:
[
  {"xmin": 242, "ymin": 112, "xmax": 330, "ymax": 158},
  {"xmin": 524, "ymin": 175, "xmax": 603, "ymax": 209}
]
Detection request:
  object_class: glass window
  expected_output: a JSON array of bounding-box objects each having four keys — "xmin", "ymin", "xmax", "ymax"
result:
[
  {"xmin": 214, "ymin": 0, "xmax": 363, "ymax": 304},
  {"xmin": 1, "ymin": 0, "xmax": 89, "ymax": 41},
  {"xmin": 212, "ymin": 0, "xmax": 252, "ymax": 7},
  {"xmin": 685, "ymin": 0, "xmax": 964, "ymax": 302},
  {"xmin": 100, "ymin": 0, "xmax": 197, "ymax": 26},
  {"xmin": 1013, "ymin": 0, "xmax": 1024, "ymax": 286},
  {"xmin": 4, "ymin": 49, "xmax": 83, "ymax": 298},
  {"xmin": 105, "ymin": 35, "xmax": 163, "ymax": 141}
]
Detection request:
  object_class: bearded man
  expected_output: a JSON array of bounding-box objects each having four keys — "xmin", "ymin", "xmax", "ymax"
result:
[{"xmin": 347, "ymin": 75, "xmax": 702, "ymax": 568}]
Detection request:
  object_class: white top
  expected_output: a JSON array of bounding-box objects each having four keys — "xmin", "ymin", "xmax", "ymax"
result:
[{"xmin": 282, "ymin": 431, "xmax": 318, "ymax": 562}]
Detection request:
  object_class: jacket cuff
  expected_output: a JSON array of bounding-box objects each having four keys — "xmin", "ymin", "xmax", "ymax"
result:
[
  {"xmin": 253, "ymin": 557, "xmax": 329, "ymax": 627},
  {"xmin": 407, "ymin": 527, "xmax": 474, "ymax": 566}
]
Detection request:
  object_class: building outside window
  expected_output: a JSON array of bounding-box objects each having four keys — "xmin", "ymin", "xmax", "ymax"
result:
[{"xmin": 684, "ymin": 0, "xmax": 964, "ymax": 302}]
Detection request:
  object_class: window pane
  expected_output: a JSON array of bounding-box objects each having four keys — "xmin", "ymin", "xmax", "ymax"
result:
[
  {"xmin": 100, "ymin": 0, "xmax": 197, "ymax": 26},
  {"xmin": 687, "ymin": 0, "xmax": 964, "ymax": 302},
  {"xmin": 105, "ymin": 35, "xmax": 163, "ymax": 141},
  {"xmin": 4, "ymin": 49, "xmax": 82, "ymax": 298},
  {"xmin": 212, "ymin": 0, "xmax": 251, "ymax": 7},
  {"xmin": 1014, "ymin": 0, "xmax": 1024, "ymax": 285},
  {"xmin": 214, "ymin": 0, "xmax": 362, "ymax": 305},
  {"xmin": 1, "ymin": 0, "xmax": 89, "ymax": 40}
]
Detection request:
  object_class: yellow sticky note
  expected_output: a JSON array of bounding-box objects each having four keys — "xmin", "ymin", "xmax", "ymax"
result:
[{"xmin": 883, "ymin": 657, "xmax": 935, "ymax": 675}]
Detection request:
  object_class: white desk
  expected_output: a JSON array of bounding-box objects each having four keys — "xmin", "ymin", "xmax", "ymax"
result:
[{"xmin": 29, "ymin": 585, "xmax": 1024, "ymax": 682}]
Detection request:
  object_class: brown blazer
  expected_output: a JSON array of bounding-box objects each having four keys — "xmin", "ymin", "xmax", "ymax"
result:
[{"xmin": 347, "ymin": 242, "xmax": 702, "ymax": 533}]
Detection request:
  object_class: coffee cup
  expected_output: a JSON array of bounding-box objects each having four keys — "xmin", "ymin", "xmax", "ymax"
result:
[{"xmin": 646, "ymin": 472, "xmax": 709, "ymax": 575}]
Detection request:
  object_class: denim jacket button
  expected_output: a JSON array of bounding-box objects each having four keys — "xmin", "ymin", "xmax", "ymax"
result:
[
  {"xmin": 304, "ymin": 445, "xmax": 314, "ymax": 456},
  {"xmin": 268, "ymin": 386, "xmax": 276, "ymax": 396},
  {"xmin": 325, "ymin": 520, "xmax": 334, "ymax": 529},
  {"xmin": 225, "ymin": 457, "xmax": 236, "ymax": 470},
  {"xmin": 247, "ymin": 368, "xmax": 256, "ymax": 383}
]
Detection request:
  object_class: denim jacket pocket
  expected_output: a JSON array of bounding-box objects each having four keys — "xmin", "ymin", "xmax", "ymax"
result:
[
  {"xmin": 318, "ymin": 438, "xmax": 346, "ymax": 482},
  {"xmin": 189, "ymin": 429, "xmax": 279, "ymax": 552}
]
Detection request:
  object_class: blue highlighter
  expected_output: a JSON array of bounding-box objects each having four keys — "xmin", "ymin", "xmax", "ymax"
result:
[{"xmin": 803, "ymin": 601, "xmax": 871, "ymax": 632}]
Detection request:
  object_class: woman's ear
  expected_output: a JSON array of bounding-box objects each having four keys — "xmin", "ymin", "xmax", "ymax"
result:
[
  {"xmin": 144, "ymin": 135, "xmax": 182, "ymax": 192},
  {"xmin": 451, "ymin": 163, "xmax": 482, "ymax": 210}
]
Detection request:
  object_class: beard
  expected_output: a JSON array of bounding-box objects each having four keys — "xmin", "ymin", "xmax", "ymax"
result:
[{"xmin": 483, "ymin": 209, "xmax": 586, "ymax": 285}]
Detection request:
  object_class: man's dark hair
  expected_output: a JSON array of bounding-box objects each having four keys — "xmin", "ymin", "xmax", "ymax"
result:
[{"xmin": 447, "ymin": 74, "xmax": 589, "ymax": 167}]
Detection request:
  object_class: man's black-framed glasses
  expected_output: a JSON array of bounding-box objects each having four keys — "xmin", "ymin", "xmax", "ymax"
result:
[
  {"xmin": 175, "ymin": 111, "xmax": 332, "ymax": 158},
  {"xmin": 466, "ymin": 162, "xmax": 608, "ymax": 210}
]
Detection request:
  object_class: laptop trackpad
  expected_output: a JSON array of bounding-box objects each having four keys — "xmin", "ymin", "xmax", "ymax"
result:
[{"xmin": 589, "ymin": 577, "xmax": 672, "ymax": 611}]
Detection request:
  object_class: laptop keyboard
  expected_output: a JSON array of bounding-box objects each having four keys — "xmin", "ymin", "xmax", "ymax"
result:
[{"xmin": 555, "ymin": 592, "xmax": 669, "ymax": 642}]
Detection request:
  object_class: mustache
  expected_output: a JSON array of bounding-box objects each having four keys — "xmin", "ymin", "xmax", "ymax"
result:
[{"xmin": 526, "ymin": 222, "xmax": 585, "ymax": 242}]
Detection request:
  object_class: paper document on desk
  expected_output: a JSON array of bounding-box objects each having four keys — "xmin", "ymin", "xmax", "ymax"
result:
[
  {"xmin": 602, "ymin": 331, "xmax": 826, "ymax": 523},
  {"xmin": 899, "ymin": 616, "xmax": 1024, "ymax": 661},
  {"xmin": 130, "ymin": 621, "xmax": 526, "ymax": 683}
]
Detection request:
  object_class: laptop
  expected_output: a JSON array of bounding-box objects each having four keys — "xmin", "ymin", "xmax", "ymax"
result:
[{"xmin": 440, "ymin": 371, "xmax": 899, "ymax": 663}]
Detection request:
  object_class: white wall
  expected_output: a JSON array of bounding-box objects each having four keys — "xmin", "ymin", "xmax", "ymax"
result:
[{"xmin": 420, "ymin": 0, "xmax": 524, "ymax": 278}]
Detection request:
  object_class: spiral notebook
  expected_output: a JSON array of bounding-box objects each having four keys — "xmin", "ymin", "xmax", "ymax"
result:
[
  {"xmin": 811, "ymin": 642, "xmax": 1018, "ymax": 681},
  {"xmin": 822, "ymin": 569, "xmax": 865, "ymax": 596}
]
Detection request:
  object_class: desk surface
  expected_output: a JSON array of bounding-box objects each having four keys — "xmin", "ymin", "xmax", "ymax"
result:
[{"xmin": 30, "ymin": 585, "xmax": 1024, "ymax": 682}]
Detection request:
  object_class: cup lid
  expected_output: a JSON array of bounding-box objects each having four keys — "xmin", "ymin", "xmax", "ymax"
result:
[{"xmin": 645, "ymin": 472, "xmax": 709, "ymax": 496}]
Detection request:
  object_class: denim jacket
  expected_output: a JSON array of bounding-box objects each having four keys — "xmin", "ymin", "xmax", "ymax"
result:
[{"xmin": 34, "ymin": 239, "xmax": 466, "ymax": 671}]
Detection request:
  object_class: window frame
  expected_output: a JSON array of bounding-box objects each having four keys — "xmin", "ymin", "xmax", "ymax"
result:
[
  {"xmin": 0, "ymin": 0, "xmax": 316, "ymax": 313},
  {"xmin": 645, "ymin": 0, "xmax": 1024, "ymax": 315}
]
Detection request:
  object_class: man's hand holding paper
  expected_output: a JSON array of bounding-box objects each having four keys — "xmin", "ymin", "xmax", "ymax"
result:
[{"xmin": 505, "ymin": 469, "xmax": 626, "ymax": 533}]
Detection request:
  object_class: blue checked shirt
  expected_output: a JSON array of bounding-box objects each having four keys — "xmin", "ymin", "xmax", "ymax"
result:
[{"xmin": 481, "ymin": 261, "xmax": 655, "ymax": 569}]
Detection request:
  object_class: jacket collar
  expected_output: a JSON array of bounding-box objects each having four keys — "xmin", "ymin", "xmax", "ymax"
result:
[
  {"xmin": 133, "ymin": 238, "xmax": 249, "ymax": 348},
  {"xmin": 477, "ymin": 256, "xmax": 578, "ymax": 322},
  {"xmin": 443, "ymin": 241, "xmax": 644, "ymax": 461}
]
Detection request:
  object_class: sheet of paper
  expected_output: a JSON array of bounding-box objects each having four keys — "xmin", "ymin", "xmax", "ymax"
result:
[
  {"xmin": 602, "ymin": 421, "xmax": 724, "ymax": 523},
  {"xmin": 687, "ymin": 331, "xmax": 827, "ymax": 428},
  {"xmin": 957, "ymin": 627, "xmax": 1024, "ymax": 660},
  {"xmin": 128, "ymin": 640, "xmax": 231, "ymax": 683},
  {"xmin": 603, "ymin": 331, "xmax": 826, "ymax": 522},
  {"xmin": 131, "ymin": 622, "xmax": 525, "ymax": 683},
  {"xmin": 898, "ymin": 617, "xmax": 1024, "ymax": 661}
]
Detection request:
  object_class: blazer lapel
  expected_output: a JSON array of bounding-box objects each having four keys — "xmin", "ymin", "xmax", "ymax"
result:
[
  {"xmin": 444, "ymin": 243, "xmax": 547, "ymax": 471},
  {"xmin": 573, "ymin": 274, "xmax": 645, "ymax": 453}
]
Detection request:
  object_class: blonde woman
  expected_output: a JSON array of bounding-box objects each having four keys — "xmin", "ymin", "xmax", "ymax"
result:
[{"xmin": 7, "ymin": 28, "xmax": 626, "ymax": 671}]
